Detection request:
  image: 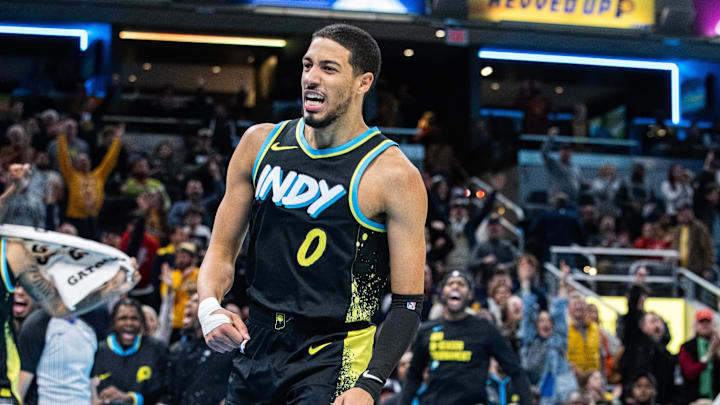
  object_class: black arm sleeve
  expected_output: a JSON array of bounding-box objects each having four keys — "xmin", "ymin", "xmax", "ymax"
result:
[
  {"xmin": 353, "ymin": 294, "xmax": 423, "ymax": 401},
  {"xmin": 488, "ymin": 325, "xmax": 533, "ymax": 405},
  {"xmin": 18, "ymin": 310, "xmax": 51, "ymax": 374},
  {"xmin": 125, "ymin": 214, "xmax": 146, "ymax": 258},
  {"xmin": 398, "ymin": 327, "xmax": 429, "ymax": 405}
]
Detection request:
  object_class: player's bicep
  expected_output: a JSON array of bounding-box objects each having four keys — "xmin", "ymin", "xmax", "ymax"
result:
[
  {"xmin": 384, "ymin": 159, "xmax": 427, "ymax": 295},
  {"xmin": 208, "ymin": 124, "xmax": 272, "ymax": 260}
]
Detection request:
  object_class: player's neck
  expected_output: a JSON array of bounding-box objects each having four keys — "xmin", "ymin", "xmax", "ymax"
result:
[{"xmin": 304, "ymin": 111, "xmax": 368, "ymax": 149}]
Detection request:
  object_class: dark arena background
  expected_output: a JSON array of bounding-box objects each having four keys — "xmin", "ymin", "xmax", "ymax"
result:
[{"xmin": 2, "ymin": 0, "xmax": 720, "ymax": 404}]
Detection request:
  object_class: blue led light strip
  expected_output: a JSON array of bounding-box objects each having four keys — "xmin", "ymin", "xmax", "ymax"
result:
[
  {"xmin": 479, "ymin": 49, "xmax": 681, "ymax": 124},
  {"xmin": 0, "ymin": 25, "xmax": 89, "ymax": 51}
]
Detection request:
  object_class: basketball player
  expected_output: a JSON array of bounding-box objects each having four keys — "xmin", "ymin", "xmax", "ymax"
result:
[{"xmin": 197, "ymin": 24, "xmax": 427, "ymax": 405}]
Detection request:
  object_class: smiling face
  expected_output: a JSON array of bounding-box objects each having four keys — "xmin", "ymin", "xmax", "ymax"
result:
[
  {"xmin": 441, "ymin": 276, "xmax": 472, "ymax": 314},
  {"xmin": 301, "ymin": 38, "xmax": 371, "ymax": 129},
  {"xmin": 13, "ymin": 285, "xmax": 35, "ymax": 321},
  {"xmin": 536, "ymin": 311, "xmax": 553, "ymax": 339}
]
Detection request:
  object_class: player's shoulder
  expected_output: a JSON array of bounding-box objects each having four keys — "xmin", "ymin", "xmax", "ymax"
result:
[
  {"xmin": 367, "ymin": 144, "xmax": 423, "ymax": 191},
  {"xmin": 240, "ymin": 122, "xmax": 278, "ymax": 148}
]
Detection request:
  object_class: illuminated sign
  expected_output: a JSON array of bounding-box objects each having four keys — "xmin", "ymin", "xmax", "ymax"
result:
[
  {"xmin": 694, "ymin": 0, "xmax": 720, "ymax": 37},
  {"xmin": 232, "ymin": 0, "xmax": 425, "ymax": 14},
  {"xmin": 468, "ymin": 0, "xmax": 654, "ymax": 30}
]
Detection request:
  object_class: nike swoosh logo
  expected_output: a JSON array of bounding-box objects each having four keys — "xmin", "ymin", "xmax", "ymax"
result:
[
  {"xmin": 270, "ymin": 142, "xmax": 298, "ymax": 151},
  {"xmin": 361, "ymin": 371, "xmax": 384, "ymax": 384},
  {"xmin": 308, "ymin": 342, "xmax": 332, "ymax": 355}
]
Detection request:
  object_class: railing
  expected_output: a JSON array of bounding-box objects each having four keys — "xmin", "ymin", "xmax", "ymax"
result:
[
  {"xmin": 677, "ymin": 268, "xmax": 720, "ymax": 308},
  {"xmin": 520, "ymin": 134, "xmax": 639, "ymax": 148},
  {"xmin": 544, "ymin": 262, "xmax": 620, "ymax": 315},
  {"xmin": 549, "ymin": 245, "xmax": 679, "ymax": 296},
  {"xmin": 470, "ymin": 176, "xmax": 525, "ymax": 221}
]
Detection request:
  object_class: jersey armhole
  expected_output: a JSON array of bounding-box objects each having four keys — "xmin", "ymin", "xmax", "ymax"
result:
[
  {"xmin": 348, "ymin": 140, "xmax": 398, "ymax": 233},
  {"xmin": 251, "ymin": 120, "xmax": 291, "ymax": 187}
]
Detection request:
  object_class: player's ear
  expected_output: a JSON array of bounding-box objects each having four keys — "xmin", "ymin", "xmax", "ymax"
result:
[{"xmin": 356, "ymin": 72, "xmax": 374, "ymax": 95}]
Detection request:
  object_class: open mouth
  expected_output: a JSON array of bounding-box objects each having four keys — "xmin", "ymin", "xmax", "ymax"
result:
[
  {"xmin": 120, "ymin": 331, "xmax": 137, "ymax": 342},
  {"xmin": 447, "ymin": 291, "xmax": 462, "ymax": 305},
  {"xmin": 303, "ymin": 91, "xmax": 326, "ymax": 112},
  {"xmin": 12, "ymin": 301, "xmax": 27, "ymax": 315}
]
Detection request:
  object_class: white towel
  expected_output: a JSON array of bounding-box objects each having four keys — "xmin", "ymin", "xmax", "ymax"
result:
[{"xmin": 0, "ymin": 224, "xmax": 136, "ymax": 311}]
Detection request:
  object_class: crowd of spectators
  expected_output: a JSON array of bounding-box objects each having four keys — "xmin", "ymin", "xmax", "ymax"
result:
[{"xmin": 3, "ymin": 79, "xmax": 720, "ymax": 405}]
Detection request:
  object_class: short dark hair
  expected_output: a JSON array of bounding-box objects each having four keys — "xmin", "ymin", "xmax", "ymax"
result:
[
  {"xmin": 110, "ymin": 297, "xmax": 146, "ymax": 332},
  {"xmin": 312, "ymin": 24, "xmax": 381, "ymax": 81}
]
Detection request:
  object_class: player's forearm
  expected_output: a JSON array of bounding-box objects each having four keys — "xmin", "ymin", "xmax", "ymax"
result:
[{"xmin": 197, "ymin": 247, "xmax": 236, "ymax": 301}]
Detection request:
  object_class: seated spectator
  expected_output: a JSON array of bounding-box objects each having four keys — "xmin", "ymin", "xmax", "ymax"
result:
[
  {"xmin": 520, "ymin": 263, "xmax": 576, "ymax": 404},
  {"xmin": 468, "ymin": 216, "xmax": 517, "ymax": 289},
  {"xmin": 500, "ymin": 295, "xmax": 523, "ymax": 352},
  {"xmin": 0, "ymin": 161, "xmax": 47, "ymax": 228},
  {"xmin": 165, "ymin": 293, "xmax": 233, "ymax": 405},
  {"xmin": 616, "ymin": 163, "xmax": 656, "ymax": 239},
  {"xmin": 167, "ymin": 168, "xmax": 224, "ymax": 227},
  {"xmin": 626, "ymin": 372, "xmax": 661, "ymax": 405},
  {"xmin": 486, "ymin": 358, "xmax": 525, "ymax": 405},
  {"xmin": 695, "ymin": 180, "xmax": 720, "ymax": 261},
  {"xmin": 142, "ymin": 305, "xmax": 159, "ymax": 336},
  {"xmin": 673, "ymin": 204, "xmax": 715, "ymax": 278},
  {"xmin": 122, "ymin": 156, "xmax": 171, "ymax": 212},
  {"xmin": 662, "ymin": 163, "xmax": 694, "ymax": 216},
  {"xmin": 12, "ymin": 285, "xmax": 35, "ymax": 333},
  {"xmin": 567, "ymin": 292, "xmax": 602, "ymax": 376},
  {"xmin": 184, "ymin": 205, "xmax": 212, "ymax": 250},
  {"xmin": 47, "ymin": 118, "xmax": 88, "ymax": 171},
  {"xmin": 56, "ymin": 124, "xmax": 123, "ymax": 240},
  {"xmin": 586, "ymin": 303, "xmax": 621, "ymax": 384},
  {"xmin": 160, "ymin": 242, "xmax": 200, "ymax": 343},
  {"xmin": 634, "ymin": 222, "xmax": 671, "ymax": 250},
  {"xmin": 678, "ymin": 308, "xmax": 720, "ymax": 402},
  {"xmin": 580, "ymin": 370, "xmax": 616, "ymax": 405},
  {"xmin": 541, "ymin": 131, "xmax": 582, "ymax": 206},
  {"xmin": 588, "ymin": 164, "xmax": 620, "ymax": 218},
  {"xmin": 620, "ymin": 284, "xmax": 677, "ymax": 405},
  {"xmin": 513, "ymin": 253, "xmax": 548, "ymax": 311},
  {"xmin": 530, "ymin": 193, "xmax": 586, "ymax": 262},
  {"xmin": 122, "ymin": 198, "xmax": 160, "ymax": 308},
  {"xmin": 92, "ymin": 298, "xmax": 168, "ymax": 405}
]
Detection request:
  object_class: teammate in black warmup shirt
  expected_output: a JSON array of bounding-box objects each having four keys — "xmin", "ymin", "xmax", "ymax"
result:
[
  {"xmin": 399, "ymin": 271, "xmax": 532, "ymax": 405},
  {"xmin": 92, "ymin": 298, "xmax": 168, "ymax": 405},
  {"xmin": 197, "ymin": 24, "xmax": 427, "ymax": 405}
]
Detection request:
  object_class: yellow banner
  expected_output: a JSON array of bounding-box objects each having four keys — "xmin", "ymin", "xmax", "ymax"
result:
[
  {"xmin": 468, "ymin": 0, "xmax": 654, "ymax": 29},
  {"xmin": 585, "ymin": 296, "xmax": 687, "ymax": 354}
]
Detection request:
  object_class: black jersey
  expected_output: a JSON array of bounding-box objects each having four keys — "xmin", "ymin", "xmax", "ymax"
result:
[
  {"xmin": 402, "ymin": 316, "xmax": 532, "ymax": 405},
  {"xmin": 247, "ymin": 118, "xmax": 397, "ymax": 328},
  {"xmin": 92, "ymin": 334, "xmax": 168, "ymax": 405},
  {"xmin": 0, "ymin": 238, "xmax": 19, "ymax": 402}
]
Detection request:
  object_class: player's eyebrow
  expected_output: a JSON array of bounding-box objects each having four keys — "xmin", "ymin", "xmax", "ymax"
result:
[{"xmin": 303, "ymin": 56, "xmax": 342, "ymax": 68}]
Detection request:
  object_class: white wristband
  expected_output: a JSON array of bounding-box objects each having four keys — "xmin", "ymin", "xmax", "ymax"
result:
[{"xmin": 198, "ymin": 297, "xmax": 231, "ymax": 336}]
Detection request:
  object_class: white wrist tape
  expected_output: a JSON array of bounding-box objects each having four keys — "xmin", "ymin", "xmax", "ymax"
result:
[{"xmin": 198, "ymin": 297, "xmax": 231, "ymax": 336}]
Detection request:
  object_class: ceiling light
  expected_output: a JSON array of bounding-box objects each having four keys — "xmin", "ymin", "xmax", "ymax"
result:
[
  {"xmin": 142, "ymin": 63, "xmax": 152, "ymax": 71},
  {"xmin": 212, "ymin": 66, "xmax": 221, "ymax": 74},
  {"xmin": 403, "ymin": 48, "xmax": 414, "ymax": 57},
  {"xmin": 480, "ymin": 66, "xmax": 493, "ymax": 77},
  {"xmin": 491, "ymin": 82, "xmax": 501, "ymax": 91},
  {"xmin": 478, "ymin": 48, "xmax": 680, "ymax": 124},
  {"xmin": 118, "ymin": 31, "xmax": 287, "ymax": 48},
  {"xmin": 435, "ymin": 29, "xmax": 446, "ymax": 38},
  {"xmin": 0, "ymin": 25, "xmax": 88, "ymax": 51}
]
